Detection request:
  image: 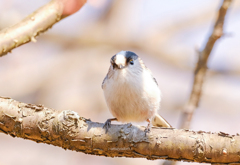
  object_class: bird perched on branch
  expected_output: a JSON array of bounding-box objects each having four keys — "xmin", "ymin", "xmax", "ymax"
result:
[{"xmin": 102, "ymin": 51, "xmax": 171, "ymax": 133}]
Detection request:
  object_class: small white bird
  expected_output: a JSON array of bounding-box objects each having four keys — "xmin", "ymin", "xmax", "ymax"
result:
[{"xmin": 102, "ymin": 51, "xmax": 171, "ymax": 133}]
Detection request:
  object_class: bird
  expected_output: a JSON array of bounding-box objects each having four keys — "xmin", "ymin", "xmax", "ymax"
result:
[{"xmin": 102, "ymin": 51, "xmax": 171, "ymax": 133}]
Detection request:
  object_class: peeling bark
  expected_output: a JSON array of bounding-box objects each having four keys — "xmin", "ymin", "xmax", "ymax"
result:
[{"xmin": 0, "ymin": 96, "xmax": 239, "ymax": 163}]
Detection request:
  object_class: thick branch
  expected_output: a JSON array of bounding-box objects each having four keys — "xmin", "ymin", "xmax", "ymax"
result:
[
  {"xmin": 0, "ymin": 0, "xmax": 86, "ymax": 57},
  {"xmin": 0, "ymin": 96, "xmax": 239, "ymax": 163},
  {"xmin": 179, "ymin": 0, "xmax": 232, "ymax": 129}
]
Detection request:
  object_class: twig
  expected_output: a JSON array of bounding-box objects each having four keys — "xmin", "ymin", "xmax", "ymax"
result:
[
  {"xmin": 179, "ymin": 0, "xmax": 232, "ymax": 129},
  {"xmin": 164, "ymin": 1, "xmax": 233, "ymax": 165},
  {"xmin": 0, "ymin": 0, "xmax": 67, "ymax": 57},
  {"xmin": 0, "ymin": 96, "xmax": 240, "ymax": 163}
]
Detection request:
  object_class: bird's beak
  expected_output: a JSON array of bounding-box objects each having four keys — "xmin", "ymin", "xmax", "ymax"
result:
[
  {"xmin": 118, "ymin": 64, "xmax": 124, "ymax": 69},
  {"xmin": 115, "ymin": 63, "xmax": 125, "ymax": 69}
]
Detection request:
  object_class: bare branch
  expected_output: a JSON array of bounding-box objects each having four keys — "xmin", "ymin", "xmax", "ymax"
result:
[
  {"xmin": 0, "ymin": 96, "xmax": 239, "ymax": 163},
  {"xmin": 179, "ymin": 0, "xmax": 233, "ymax": 129},
  {"xmin": 0, "ymin": 0, "xmax": 86, "ymax": 57}
]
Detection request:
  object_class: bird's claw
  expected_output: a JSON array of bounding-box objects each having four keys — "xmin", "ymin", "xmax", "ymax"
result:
[
  {"xmin": 103, "ymin": 119, "xmax": 112, "ymax": 133},
  {"xmin": 144, "ymin": 125, "xmax": 151, "ymax": 136}
]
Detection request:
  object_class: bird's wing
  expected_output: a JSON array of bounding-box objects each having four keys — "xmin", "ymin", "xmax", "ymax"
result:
[
  {"xmin": 138, "ymin": 58, "xmax": 159, "ymax": 86},
  {"xmin": 102, "ymin": 66, "xmax": 114, "ymax": 89},
  {"xmin": 101, "ymin": 74, "xmax": 108, "ymax": 89},
  {"xmin": 152, "ymin": 76, "xmax": 158, "ymax": 86},
  {"xmin": 146, "ymin": 67, "xmax": 158, "ymax": 86}
]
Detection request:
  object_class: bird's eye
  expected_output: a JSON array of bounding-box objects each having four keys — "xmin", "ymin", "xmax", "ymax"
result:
[
  {"xmin": 129, "ymin": 59, "xmax": 134, "ymax": 65},
  {"xmin": 112, "ymin": 63, "xmax": 117, "ymax": 69}
]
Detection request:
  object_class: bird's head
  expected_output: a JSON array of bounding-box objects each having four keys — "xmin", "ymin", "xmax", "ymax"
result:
[{"xmin": 110, "ymin": 51, "xmax": 142, "ymax": 72}]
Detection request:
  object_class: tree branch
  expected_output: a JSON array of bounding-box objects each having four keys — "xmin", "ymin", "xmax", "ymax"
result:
[
  {"xmin": 0, "ymin": 96, "xmax": 239, "ymax": 163},
  {"xmin": 0, "ymin": 0, "xmax": 86, "ymax": 57},
  {"xmin": 179, "ymin": 0, "xmax": 232, "ymax": 129}
]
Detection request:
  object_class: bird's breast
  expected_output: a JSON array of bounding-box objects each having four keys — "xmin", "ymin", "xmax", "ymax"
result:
[{"xmin": 103, "ymin": 69, "xmax": 160, "ymax": 122}]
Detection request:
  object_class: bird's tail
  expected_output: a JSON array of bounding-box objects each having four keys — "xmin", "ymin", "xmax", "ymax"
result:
[{"xmin": 151, "ymin": 114, "xmax": 172, "ymax": 128}]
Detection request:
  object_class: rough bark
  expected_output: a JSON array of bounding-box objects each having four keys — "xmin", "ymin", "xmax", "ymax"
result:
[
  {"xmin": 179, "ymin": 0, "xmax": 233, "ymax": 129},
  {"xmin": 0, "ymin": 96, "xmax": 239, "ymax": 164}
]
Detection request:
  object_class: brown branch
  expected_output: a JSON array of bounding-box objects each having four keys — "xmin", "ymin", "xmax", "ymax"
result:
[
  {"xmin": 179, "ymin": 0, "xmax": 232, "ymax": 129},
  {"xmin": 0, "ymin": 0, "xmax": 86, "ymax": 57},
  {"xmin": 0, "ymin": 96, "xmax": 240, "ymax": 163}
]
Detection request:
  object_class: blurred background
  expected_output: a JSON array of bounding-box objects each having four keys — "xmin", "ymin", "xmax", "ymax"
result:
[{"xmin": 0, "ymin": 0, "xmax": 240, "ymax": 165}]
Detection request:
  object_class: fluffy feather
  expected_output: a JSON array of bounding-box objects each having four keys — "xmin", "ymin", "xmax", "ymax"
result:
[{"xmin": 102, "ymin": 51, "xmax": 171, "ymax": 128}]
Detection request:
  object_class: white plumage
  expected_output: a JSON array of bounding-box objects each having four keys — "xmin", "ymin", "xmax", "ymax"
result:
[{"xmin": 102, "ymin": 51, "xmax": 171, "ymax": 132}]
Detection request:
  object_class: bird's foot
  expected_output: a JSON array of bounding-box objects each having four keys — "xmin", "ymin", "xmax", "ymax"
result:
[
  {"xmin": 103, "ymin": 119, "xmax": 112, "ymax": 133},
  {"xmin": 144, "ymin": 125, "xmax": 151, "ymax": 135},
  {"xmin": 103, "ymin": 118, "xmax": 117, "ymax": 133},
  {"xmin": 144, "ymin": 119, "xmax": 151, "ymax": 135}
]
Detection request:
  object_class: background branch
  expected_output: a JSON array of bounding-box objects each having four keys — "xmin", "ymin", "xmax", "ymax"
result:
[
  {"xmin": 0, "ymin": 0, "xmax": 86, "ymax": 57},
  {"xmin": 179, "ymin": 0, "xmax": 232, "ymax": 129},
  {"xmin": 163, "ymin": 1, "xmax": 233, "ymax": 165},
  {"xmin": 0, "ymin": 96, "xmax": 240, "ymax": 164}
]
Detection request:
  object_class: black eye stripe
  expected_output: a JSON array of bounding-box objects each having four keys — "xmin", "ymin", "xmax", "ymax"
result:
[
  {"xmin": 126, "ymin": 57, "xmax": 132, "ymax": 63},
  {"xmin": 125, "ymin": 51, "xmax": 138, "ymax": 61},
  {"xmin": 110, "ymin": 55, "xmax": 116, "ymax": 63},
  {"xmin": 112, "ymin": 63, "xmax": 118, "ymax": 69}
]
